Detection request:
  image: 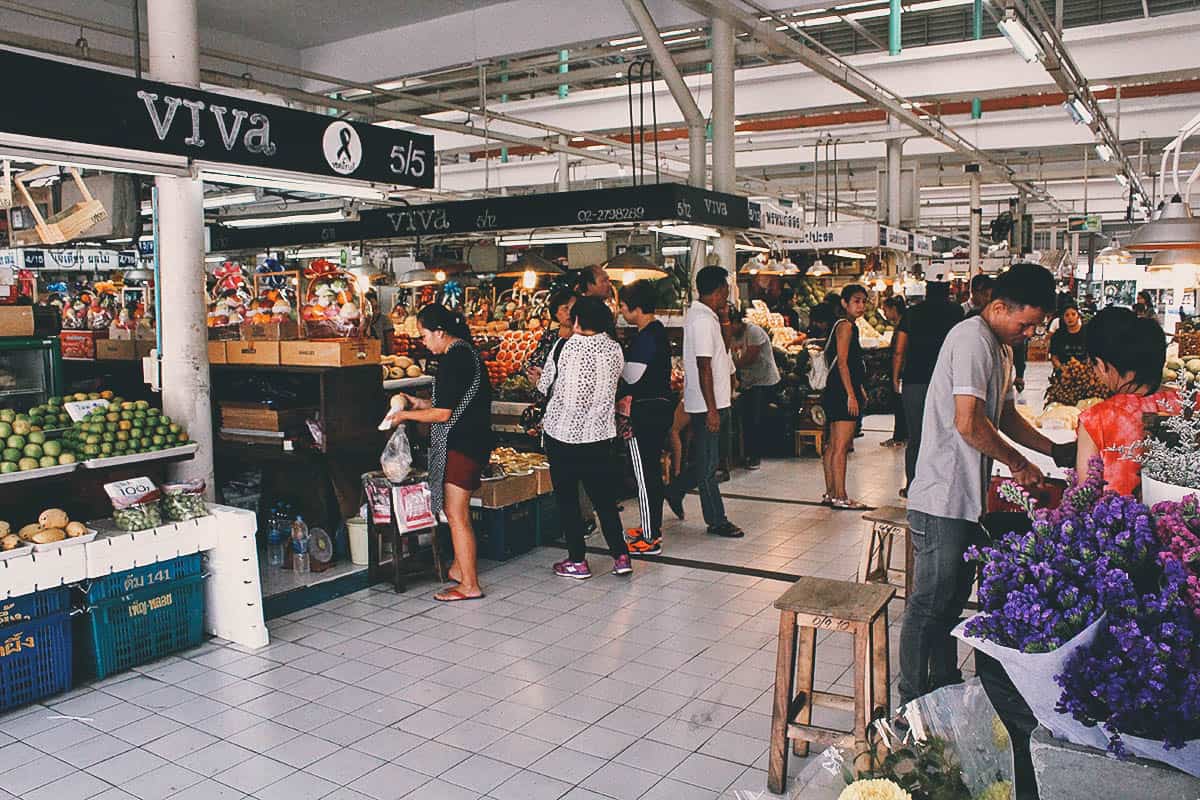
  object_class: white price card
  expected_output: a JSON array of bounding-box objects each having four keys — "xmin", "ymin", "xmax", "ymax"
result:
[
  {"xmin": 103, "ymin": 476, "xmax": 159, "ymax": 504},
  {"xmin": 64, "ymin": 398, "xmax": 110, "ymax": 422}
]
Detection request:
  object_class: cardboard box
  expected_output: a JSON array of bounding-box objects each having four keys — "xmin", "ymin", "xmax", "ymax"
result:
[
  {"xmin": 135, "ymin": 340, "xmax": 155, "ymax": 359},
  {"xmin": 473, "ymin": 472, "xmax": 538, "ymax": 509},
  {"xmin": 95, "ymin": 339, "xmax": 137, "ymax": 360},
  {"xmin": 241, "ymin": 319, "xmax": 299, "ymax": 341},
  {"xmin": 534, "ymin": 466, "xmax": 553, "ymax": 495},
  {"xmin": 207, "ymin": 341, "xmax": 227, "ymax": 364},
  {"xmin": 59, "ymin": 329, "xmax": 108, "ymax": 359},
  {"xmin": 220, "ymin": 401, "xmax": 311, "ymax": 432},
  {"xmin": 280, "ymin": 338, "xmax": 381, "ymax": 367},
  {"xmin": 134, "ymin": 325, "xmax": 156, "ymax": 341},
  {"xmin": 108, "ymin": 325, "xmax": 134, "ymax": 340},
  {"xmin": 0, "ymin": 306, "xmax": 34, "ymax": 337},
  {"xmin": 225, "ymin": 340, "xmax": 280, "ymax": 366}
]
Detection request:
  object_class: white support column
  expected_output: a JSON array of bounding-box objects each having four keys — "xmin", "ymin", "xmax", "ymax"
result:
[
  {"xmin": 969, "ymin": 165, "xmax": 982, "ymax": 276},
  {"xmin": 711, "ymin": 14, "xmax": 737, "ymax": 278},
  {"xmin": 886, "ymin": 116, "xmax": 903, "ymax": 228},
  {"xmin": 147, "ymin": 0, "xmax": 214, "ymax": 493},
  {"xmin": 557, "ymin": 134, "xmax": 569, "ymax": 191}
]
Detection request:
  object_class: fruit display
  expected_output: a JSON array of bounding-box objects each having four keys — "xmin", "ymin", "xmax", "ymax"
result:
[
  {"xmin": 746, "ymin": 301, "xmax": 785, "ymax": 331},
  {"xmin": 300, "ymin": 259, "xmax": 364, "ymax": 338},
  {"xmin": 1163, "ymin": 357, "xmax": 1200, "ymax": 387},
  {"xmin": 381, "ymin": 354, "xmax": 425, "ymax": 381},
  {"xmin": 0, "ymin": 395, "xmax": 83, "ymax": 474},
  {"xmin": 482, "ymin": 330, "xmax": 539, "ymax": 387},
  {"xmin": 3, "ymin": 507, "xmax": 90, "ymax": 549},
  {"xmin": 62, "ymin": 282, "xmax": 119, "ymax": 330},
  {"xmin": 1045, "ymin": 359, "xmax": 1109, "ymax": 406},
  {"xmin": 207, "ymin": 261, "xmax": 252, "ymax": 330},
  {"xmin": 792, "ymin": 278, "xmax": 826, "ymax": 315},
  {"xmin": 161, "ymin": 480, "xmax": 209, "ymax": 521},
  {"xmin": 771, "ymin": 347, "xmax": 814, "ymax": 409},
  {"xmin": 770, "ymin": 327, "xmax": 807, "ymax": 352},
  {"xmin": 61, "ymin": 398, "xmax": 190, "ymax": 461},
  {"xmin": 496, "ymin": 374, "xmax": 536, "ymax": 402}
]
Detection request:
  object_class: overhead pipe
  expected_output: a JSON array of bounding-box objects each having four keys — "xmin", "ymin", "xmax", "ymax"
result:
[{"xmin": 620, "ymin": 0, "xmax": 707, "ymax": 190}]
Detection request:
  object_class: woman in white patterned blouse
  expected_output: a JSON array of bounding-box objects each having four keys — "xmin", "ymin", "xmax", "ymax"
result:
[{"xmin": 534, "ymin": 296, "xmax": 631, "ymax": 579}]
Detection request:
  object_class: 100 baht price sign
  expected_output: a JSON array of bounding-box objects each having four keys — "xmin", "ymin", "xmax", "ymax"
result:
[{"xmin": 1, "ymin": 50, "xmax": 434, "ymax": 189}]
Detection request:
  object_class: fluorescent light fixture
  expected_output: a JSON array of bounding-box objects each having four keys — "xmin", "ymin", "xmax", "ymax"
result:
[
  {"xmin": 0, "ymin": 134, "xmax": 191, "ymax": 177},
  {"xmin": 200, "ymin": 167, "xmax": 392, "ymax": 201},
  {"xmin": 735, "ymin": 243, "xmax": 770, "ymax": 253},
  {"xmin": 833, "ymin": 249, "xmax": 867, "ymax": 259},
  {"xmin": 223, "ymin": 209, "xmax": 355, "ymax": 229},
  {"xmin": 289, "ymin": 247, "xmax": 344, "ymax": 259},
  {"xmin": 1095, "ymin": 143, "xmax": 1114, "ymax": 162},
  {"xmin": 649, "ymin": 224, "xmax": 720, "ymax": 240},
  {"xmin": 998, "ymin": 9, "xmax": 1042, "ymax": 63},
  {"xmin": 662, "ymin": 245, "xmax": 692, "ymax": 255},
  {"xmin": 142, "ymin": 189, "xmax": 260, "ymax": 216},
  {"xmin": 608, "ymin": 34, "xmax": 643, "ymax": 46},
  {"xmin": 1114, "ymin": 173, "xmax": 1129, "ymax": 187},
  {"xmin": 205, "ymin": 255, "xmax": 229, "ymax": 263},
  {"xmin": 496, "ymin": 231, "xmax": 605, "ymax": 246},
  {"xmin": 1064, "ymin": 96, "xmax": 1095, "ymax": 126}
]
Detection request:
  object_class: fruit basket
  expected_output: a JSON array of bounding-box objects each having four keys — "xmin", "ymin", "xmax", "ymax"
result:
[{"xmin": 300, "ymin": 259, "xmax": 366, "ymax": 339}]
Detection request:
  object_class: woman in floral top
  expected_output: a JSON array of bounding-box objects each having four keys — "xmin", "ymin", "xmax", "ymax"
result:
[{"xmin": 1076, "ymin": 307, "xmax": 1178, "ymax": 496}]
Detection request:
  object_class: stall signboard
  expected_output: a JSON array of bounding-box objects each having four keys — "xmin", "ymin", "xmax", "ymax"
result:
[
  {"xmin": 777, "ymin": 220, "xmax": 879, "ymax": 250},
  {"xmin": 1, "ymin": 50, "xmax": 435, "ymax": 189},
  {"xmin": 1, "ymin": 248, "xmax": 129, "ymax": 271},
  {"xmin": 209, "ymin": 183, "xmax": 752, "ymax": 251},
  {"xmin": 1068, "ymin": 215, "xmax": 1102, "ymax": 234},
  {"xmin": 910, "ymin": 233, "xmax": 934, "ymax": 257},
  {"xmin": 879, "ymin": 225, "xmax": 911, "ymax": 252},
  {"xmin": 750, "ymin": 202, "xmax": 807, "ymax": 238}
]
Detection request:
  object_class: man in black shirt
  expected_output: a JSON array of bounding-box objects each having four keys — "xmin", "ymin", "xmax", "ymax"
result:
[
  {"xmin": 1049, "ymin": 305, "xmax": 1087, "ymax": 371},
  {"xmin": 893, "ymin": 281, "xmax": 964, "ymax": 492}
]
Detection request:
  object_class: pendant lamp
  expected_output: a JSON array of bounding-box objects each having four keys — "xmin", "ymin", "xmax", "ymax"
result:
[
  {"xmin": 397, "ymin": 269, "xmax": 439, "ymax": 287},
  {"xmin": 807, "ymin": 257, "xmax": 832, "ymax": 277},
  {"xmin": 1149, "ymin": 249, "xmax": 1200, "ymax": 281},
  {"xmin": 1127, "ymin": 195, "xmax": 1200, "ymax": 251},
  {"xmin": 604, "ymin": 250, "xmax": 669, "ymax": 285},
  {"xmin": 1096, "ymin": 238, "xmax": 1134, "ymax": 266}
]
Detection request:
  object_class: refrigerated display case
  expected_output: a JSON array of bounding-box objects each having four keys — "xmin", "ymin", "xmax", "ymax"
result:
[{"xmin": 0, "ymin": 337, "xmax": 64, "ymax": 411}]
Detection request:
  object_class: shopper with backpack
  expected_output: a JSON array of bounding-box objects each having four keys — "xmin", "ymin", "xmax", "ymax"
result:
[{"xmin": 820, "ymin": 284, "xmax": 869, "ymax": 509}]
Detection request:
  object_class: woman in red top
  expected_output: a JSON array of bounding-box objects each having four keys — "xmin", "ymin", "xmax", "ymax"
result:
[{"xmin": 1076, "ymin": 307, "xmax": 1178, "ymax": 496}]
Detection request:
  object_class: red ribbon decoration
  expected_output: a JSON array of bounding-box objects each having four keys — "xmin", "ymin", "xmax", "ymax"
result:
[
  {"xmin": 214, "ymin": 261, "xmax": 247, "ymax": 294},
  {"xmin": 304, "ymin": 258, "xmax": 340, "ymax": 280}
]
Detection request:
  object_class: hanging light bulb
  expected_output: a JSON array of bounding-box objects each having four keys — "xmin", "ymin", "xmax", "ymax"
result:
[
  {"xmin": 622, "ymin": 269, "xmax": 637, "ymax": 286},
  {"xmin": 1096, "ymin": 239, "xmax": 1133, "ymax": 266},
  {"xmin": 434, "ymin": 269, "xmax": 447, "ymax": 282},
  {"xmin": 522, "ymin": 269, "xmax": 538, "ymax": 290}
]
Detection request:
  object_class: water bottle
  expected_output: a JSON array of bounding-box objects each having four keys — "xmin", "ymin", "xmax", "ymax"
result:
[
  {"xmin": 291, "ymin": 516, "xmax": 311, "ymax": 573},
  {"xmin": 266, "ymin": 519, "xmax": 286, "ymax": 567}
]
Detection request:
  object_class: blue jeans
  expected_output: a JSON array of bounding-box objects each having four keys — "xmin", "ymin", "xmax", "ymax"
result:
[
  {"xmin": 668, "ymin": 409, "xmax": 728, "ymax": 529},
  {"xmin": 898, "ymin": 510, "xmax": 982, "ymax": 703}
]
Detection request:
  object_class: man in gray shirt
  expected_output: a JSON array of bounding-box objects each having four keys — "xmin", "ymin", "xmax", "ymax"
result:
[
  {"xmin": 899, "ymin": 263, "xmax": 1067, "ymax": 703},
  {"xmin": 730, "ymin": 310, "xmax": 781, "ymax": 470}
]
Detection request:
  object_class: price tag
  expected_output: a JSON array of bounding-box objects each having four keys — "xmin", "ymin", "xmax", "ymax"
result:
[
  {"xmin": 103, "ymin": 476, "xmax": 159, "ymax": 505},
  {"xmin": 64, "ymin": 398, "xmax": 109, "ymax": 422}
]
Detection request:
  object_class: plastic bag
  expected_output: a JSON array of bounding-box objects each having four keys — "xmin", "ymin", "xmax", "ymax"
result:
[
  {"xmin": 793, "ymin": 679, "xmax": 1016, "ymax": 800},
  {"xmin": 381, "ymin": 425, "xmax": 413, "ymax": 483},
  {"xmin": 161, "ymin": 479, "xmax": 209, "ymax": 521},
  {"xmin": 105, "ymin": 477, "xmax": 164, "ymax": 531}
]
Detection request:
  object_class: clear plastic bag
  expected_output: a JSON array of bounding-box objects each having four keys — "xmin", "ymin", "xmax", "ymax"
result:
[
  {"xmin": 381, "ymin": 425, "xmax": 413, "ymax": 483},
  {"xmin": 793, "ymin": 679, "xmax": 1016, "ymax": 800},
  {"xmin": 161, "ymin": 479, "xmax": 209, "ymax": 521}
]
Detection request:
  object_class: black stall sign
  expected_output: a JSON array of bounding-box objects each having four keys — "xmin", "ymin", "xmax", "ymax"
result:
[
  {"xmin": 1, "ymin": 50, "xmax": 434, "ymax": 189},
  {"xmin": 210, "ymin": 183, "xmax": 750, "ymax": 251}
]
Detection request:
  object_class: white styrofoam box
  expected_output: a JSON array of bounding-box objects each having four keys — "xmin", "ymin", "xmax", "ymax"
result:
[
  {"xmin": 84, "ymin": 515, "xmax": 223, "ymax": 577},
  {"xmin": 203, "ymin": 505, "xmax": 268, "ymax": 650},
  {"xmin": 0, "ymin": 545, "xmax": 87, "ymax": 598}
]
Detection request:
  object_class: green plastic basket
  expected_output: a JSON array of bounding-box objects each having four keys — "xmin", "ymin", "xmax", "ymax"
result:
[{"xmin": 77, "ymin": 574, "xmax": 206, "ymax": 680}]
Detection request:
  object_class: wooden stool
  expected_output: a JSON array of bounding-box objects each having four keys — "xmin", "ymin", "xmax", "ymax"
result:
[
  {"xmin": 794, "ymin": 429, "xmax": 824, "ymax": 456},
  {"xmin": 768, "ymin": 577, "xmax": 895, "ymax": 794},
  {"xmin": 859, "ymin": 505, "xmax": 913, "ymax": 600}
]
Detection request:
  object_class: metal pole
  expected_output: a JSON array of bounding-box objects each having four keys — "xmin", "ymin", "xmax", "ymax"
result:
[
  {"xmin": 557, "ymin": 135, "xmax": 569, "ymax": 191},
  {"xmin": 889, "ymin": 0, "xmax": 901, "ymax": 55},
  {"xmin": 711, "ymin": 14, "xmax": 737, "ymax": 273},
  {"xmin": 887, "ymin": 117, "xmax": 903, "ymax": 228},
  {"xmin": 969, "ymin": 166, "xmax": 982, "ymax": 276},
  {"xmin": 146, "ymin": 0, "xmax": 213, "ymax": 494}
]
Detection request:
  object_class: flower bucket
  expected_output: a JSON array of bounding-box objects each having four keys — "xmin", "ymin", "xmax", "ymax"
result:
[
  {"xmin": 1141, "ymin": 475, "xmax": 1198, "ymax": 508},
  {"xmin": 1121, "ymin": 734, "xmax": 1200, "ymax": 777},
  {"xmin": 954, "ymin": 614, "xmax": 1110, "ymax": 752}
]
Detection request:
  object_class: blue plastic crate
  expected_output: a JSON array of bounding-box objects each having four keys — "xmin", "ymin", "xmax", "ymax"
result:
[
  {"xmin": 0, "ymin": 612, "xmax": 73, "ymax": 712},
  {"xmin": 534, "ymin": 494, "xmax": 561, "ymax": 546},
  {"xmin": 471, "ymin": 501, "xmax": 536, "ymax": 561},
  {"xmin": 82, "ymin": 554, "xmax": 203, "ymax": 604},
  {"xmin": 77, "ymin": 574, "xmax": 206, "ymax": 680},
  {"xmin": 0, "ymin": 586, "xmax": 71, "ymax": 628}
]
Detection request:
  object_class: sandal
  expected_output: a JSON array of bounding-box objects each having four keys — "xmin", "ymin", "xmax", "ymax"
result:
[
  {"xmin": 434, "ymin": 587, "xmax": 485, "ymax": 602},
  {"xmin": 820, "ymin": 494, "xmax": 834, "ymax": 506},
  {"xmin": 831, "ymin": 498, "xmax": 870, "ymax": 510}
]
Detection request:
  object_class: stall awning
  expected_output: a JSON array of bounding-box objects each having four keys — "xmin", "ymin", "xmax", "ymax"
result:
[{"xmin": 208, "ymin": 183, "xmax": 753, "ymax": 252}]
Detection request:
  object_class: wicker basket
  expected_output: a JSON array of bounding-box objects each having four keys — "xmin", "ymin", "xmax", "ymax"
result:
[{"xmin": 1178, "ymin": 331, "xmax": 1200, "ymax": 358}]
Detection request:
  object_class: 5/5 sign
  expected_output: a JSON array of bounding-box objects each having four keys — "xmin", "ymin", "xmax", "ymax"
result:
[{"xmin": 390, "ymin": 143, "xmax": 428, "ymax": 179}]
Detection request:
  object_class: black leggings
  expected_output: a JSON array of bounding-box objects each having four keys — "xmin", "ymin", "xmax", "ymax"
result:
[
  {"xmin": 627, "ymin": 399, "xmax": 673, "ymax": 540},
  {"xmin": 545, "ymin": 435, "xmax": 629, "ymax": 562}
]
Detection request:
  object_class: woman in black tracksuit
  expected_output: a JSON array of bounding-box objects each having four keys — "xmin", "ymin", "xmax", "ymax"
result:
[{"xmin": 617, "ymin": 281, "xmax": 673, "ymax": 555}]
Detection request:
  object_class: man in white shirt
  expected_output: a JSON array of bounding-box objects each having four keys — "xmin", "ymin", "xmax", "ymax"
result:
[{"xmin": 664, "ymin": 267, "xmax": 744, "ymax": 538}]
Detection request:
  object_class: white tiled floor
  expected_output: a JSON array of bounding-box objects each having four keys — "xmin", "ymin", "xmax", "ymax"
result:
[{"xmin": 1, "ymin": 368, "xmax": 1059, "ymax": 800}]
